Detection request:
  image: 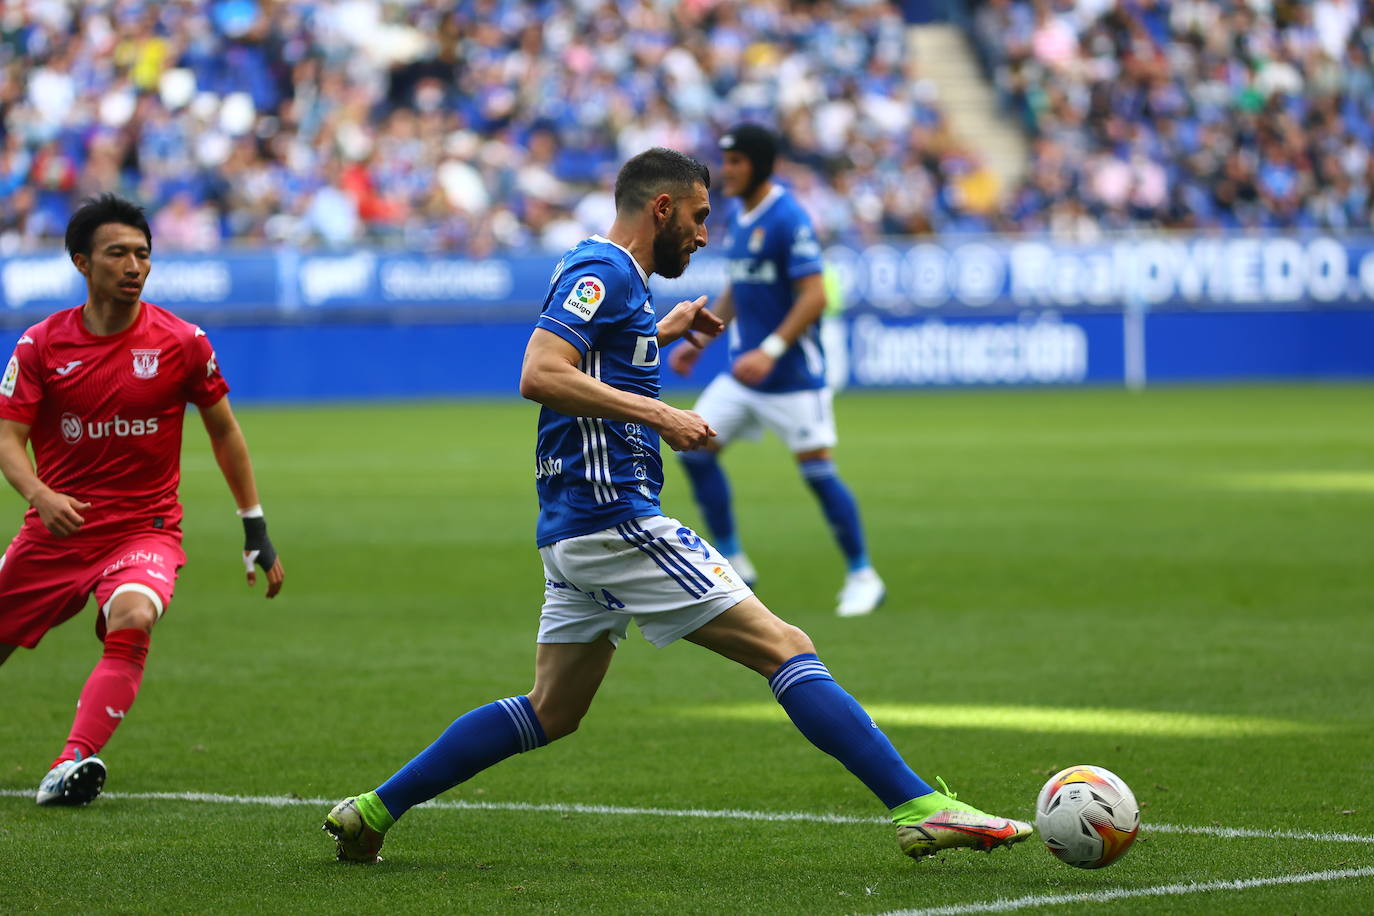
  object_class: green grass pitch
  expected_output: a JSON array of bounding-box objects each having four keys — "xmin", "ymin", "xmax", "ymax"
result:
[{"xmin": 2, "ymin": 384, "xmax": 1372, "ymax": 914}]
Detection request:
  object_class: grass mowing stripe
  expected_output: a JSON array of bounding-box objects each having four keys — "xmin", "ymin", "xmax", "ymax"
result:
[
  {"xmin": 871, "ymin": 866, "xmax": 1374, "ymax": 916},
  {"xmin": 4, "ymin": 789, "xmax": 1371, "ymax": 845}
]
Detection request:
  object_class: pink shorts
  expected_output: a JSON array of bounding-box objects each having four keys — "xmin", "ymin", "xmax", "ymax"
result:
[{"xmin": 0, "ymin": 528, "xmax": 185, "ymax": 648}]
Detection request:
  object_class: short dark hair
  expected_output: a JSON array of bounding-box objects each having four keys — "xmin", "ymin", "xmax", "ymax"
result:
[
  {"xmin": 65, "ymin": 193, "xmax": 152, "ymax": 260},
  {"xmin": 614, "ymin": 148, "xmax": 710, "ymax": 212}
]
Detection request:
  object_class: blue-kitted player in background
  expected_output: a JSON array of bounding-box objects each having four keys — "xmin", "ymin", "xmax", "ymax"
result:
[
  {"xmin": 322, "ymin": 147, "xmax": 1031, "ymax": 865},
  {"xmin": 669, "ymin": 124, "xmax": 884, "ymax": 617}
]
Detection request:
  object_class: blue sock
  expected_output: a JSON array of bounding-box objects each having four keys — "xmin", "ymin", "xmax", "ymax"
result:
[
  {"xmin": 769, "ymin": 653, "xmax": 932, "ymax": 809},
  {"xmin": 800, "ymin": 459, "xmax": 868, "ymax": 572},
  {"xmin": 374, "ymin": 696, "xmax": 547, "ymax": 820},
  {"xmin": 680, "ymin": 450, "xmax": 740, "ymax": 556}
]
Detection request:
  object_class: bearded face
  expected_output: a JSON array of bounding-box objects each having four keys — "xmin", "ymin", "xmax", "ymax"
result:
[{"xmin": 652, "ymin": 208, "xmax": 695, "ymax": 279}]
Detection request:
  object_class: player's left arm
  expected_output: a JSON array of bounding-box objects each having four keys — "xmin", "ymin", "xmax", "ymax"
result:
[
  {"xmin": 732, "ymin": 271, "xmax": 826, "ymax": 386},
  {"xmin": 198, "ymin": 396, "xmax": 284, "ymax": 598}
]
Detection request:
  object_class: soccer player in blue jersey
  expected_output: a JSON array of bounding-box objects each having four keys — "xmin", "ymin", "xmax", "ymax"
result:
[
  {"xmin": 323, "ymin": 148, "xmax": 1030, "ymax": 864},
  {"xmin": 668, "ymin": 124, "xmax": 883, "ymax": 617}
]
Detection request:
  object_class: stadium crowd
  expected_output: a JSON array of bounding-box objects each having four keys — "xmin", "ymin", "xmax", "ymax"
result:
[
  {"xmin": 973, "ymin": 0, "xmax": 1374, "ymax": 235},
  {"xmin": 1, "ymin": 0, "xmax": 987, "ymax": 254},
  {"xmin": 4, "ymin": 0, "xmax": 1372, "ymax": 254}
]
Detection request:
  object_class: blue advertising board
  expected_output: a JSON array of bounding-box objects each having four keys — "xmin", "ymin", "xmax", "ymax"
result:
[
  {"xmin": 2, "ymin": 235, "xmax": 1370, "ymax": 399},
  {"xmin": 5, "ymin": 235, "xmax": 1374, "ymax": 319}
]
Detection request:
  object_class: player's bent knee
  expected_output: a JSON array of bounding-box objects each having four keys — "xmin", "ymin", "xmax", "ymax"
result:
[
  {"xmin": 104, "ymin": 585, "xmax": 162, "ymax": 633},
  {"xmin": 526, "ymin": 697, "xmax": 585, "ymax": 743}
]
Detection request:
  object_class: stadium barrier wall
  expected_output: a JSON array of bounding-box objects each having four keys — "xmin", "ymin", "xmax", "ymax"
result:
[{"xmin": 3, "ymin": 235, "xmax": 1371, "ymax": 401}]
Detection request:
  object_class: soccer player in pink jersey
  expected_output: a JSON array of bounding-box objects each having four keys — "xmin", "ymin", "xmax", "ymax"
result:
[{"xmin": 0, "ymin": 194, "xmax": 285, "ymax": 806}]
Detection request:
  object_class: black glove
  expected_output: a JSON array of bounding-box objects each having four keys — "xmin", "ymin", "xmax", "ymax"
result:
[{"xmin": 242, "ymin": 515, "xmax": 278, "ymax": 574}]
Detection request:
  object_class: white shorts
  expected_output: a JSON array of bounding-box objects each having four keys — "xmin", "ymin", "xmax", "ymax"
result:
[
  {"xmin": 538, "ymin": 515, "xmax": 753, "ymax": 648},
  {"xmin": 694, "ymin": 373, "xmax": 837, "ymax": 452}
]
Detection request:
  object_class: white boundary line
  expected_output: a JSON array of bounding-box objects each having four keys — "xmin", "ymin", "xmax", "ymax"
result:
[
  {"xmin": 872, "ymin": 867, "xmax": 1374, "ymax": 916},
  {"xmin": 2, "ymin": 788, "xmax": 1372, "ymax": 846}
]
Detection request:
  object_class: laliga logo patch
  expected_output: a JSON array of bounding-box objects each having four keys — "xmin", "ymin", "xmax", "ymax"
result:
[
  {"xmin": 711, "ymin": 565, "xmax": 738, "ymax": 588},
  {"xmin": 563, "ymin": 276, "xmax": 605, "ymax": 320},
  {"xmin": 61, "ymin": 412, "xmax": 83, "ymax": 443},
  {"xmin": 1, "ymin": 355, "xmax": 17, "ymax": 397},
  {"xmin": 131, "ymin": 348, "xmax": 160, "ymax": 379}
]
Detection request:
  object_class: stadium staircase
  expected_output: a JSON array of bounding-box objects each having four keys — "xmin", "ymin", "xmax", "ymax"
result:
[{"xmin": 908, "ymin": 23, "xmax": 1027, "ymax": 198}]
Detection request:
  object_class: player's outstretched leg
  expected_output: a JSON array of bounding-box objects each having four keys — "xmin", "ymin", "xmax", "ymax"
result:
[
  {"xmin": 324, "ymin": 696, "xmax": 548, "ymax": 863},
  {"xmin": 797, "ymin": 456, "xmax": 883, "ymax": 616},
  {"xmin": 679, "ymin": 450, "xmax": 756, "ymax": 585},
  {"xmin": 769, "ymin": 650, "xmax": 1027, "ymax": 862},
  {"xmin": 766, "ymin": 652, "xmax": 1029, "ymax": 857},
  {"xmin": 38, "ymin": 622, "xmax": 151, "ymax": 806},
  {"xmin": 688, "ymin": 601, "xmax": 1030, "ymax": 860}
]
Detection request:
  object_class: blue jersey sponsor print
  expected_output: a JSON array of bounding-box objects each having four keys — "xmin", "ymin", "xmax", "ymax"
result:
[
  {"xmin": 724, "ymin": 185, "xmax": 826, "ymax": 393},
  {"xmin": 532, "ymin": 235, "xmax": 664, "ymax": 546}
]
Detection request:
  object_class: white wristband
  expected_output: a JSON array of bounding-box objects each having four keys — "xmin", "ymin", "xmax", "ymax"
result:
[
  {"xmin": 236, "ymin": 504, "xmax": 264, "ymax": 519},
  {"xmin": 759, "ymin": 333, "xmax": 787, "ymax": 359}
]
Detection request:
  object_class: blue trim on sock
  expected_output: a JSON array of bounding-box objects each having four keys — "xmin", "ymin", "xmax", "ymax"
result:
[{"xmin": 768, "ymin": 652, "xmax": 834, "ymax": 700}]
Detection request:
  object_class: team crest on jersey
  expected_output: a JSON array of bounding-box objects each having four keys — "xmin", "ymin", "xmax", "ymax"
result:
[
  {"xmin": 131, "ymin": 348, "xmax": 160, "ymax": 379},
  {"xmin": 563, "ymin": 276, "xmax": 606, "ymax": 320},
  {"xmin": 748, "ymin": 227, "xmax": 766, "ymax": 253},
  {"xmin": 1, "ymin": 355, "xmax": 17, "ymax": 397}
]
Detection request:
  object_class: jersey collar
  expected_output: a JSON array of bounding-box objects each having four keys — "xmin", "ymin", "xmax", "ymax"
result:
[
  {"xmin": 735, "ymin": 184, "xmax": 784, "ymax": 228},
  {"xmin": 590, "ymin": 234, "xmax": 650, "ymax": 288}
]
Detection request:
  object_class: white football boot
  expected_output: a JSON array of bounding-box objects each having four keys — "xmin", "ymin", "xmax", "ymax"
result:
[
  {"xmin": 36, "ymin": 753, "xmax": 107, "ymax": 806},
  {"xmin": 836, "ymin": 567, "xmax": 884, "ymax": 617}
]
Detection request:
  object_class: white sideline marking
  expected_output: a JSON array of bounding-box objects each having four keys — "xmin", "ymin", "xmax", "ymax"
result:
[
  {"xmin": 2, "ymin": 788, "xmax": 1373, "ymax": 846},
  {"xmin": 873, "ymin": 867, "xmax": 1374, "ymax": 916}
]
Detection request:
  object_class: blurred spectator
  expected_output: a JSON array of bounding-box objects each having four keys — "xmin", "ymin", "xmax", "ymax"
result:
[
  {"xmin": 972, "ymin": 0, "xmax": 1374, "ymax": 232},
  {"xmin": 7, "ymin": 0, "xmax": 1368, "ymax": 251},
  {"xmin": 0, "ymin": 0, "xmax": 994, "ymax": 253}
]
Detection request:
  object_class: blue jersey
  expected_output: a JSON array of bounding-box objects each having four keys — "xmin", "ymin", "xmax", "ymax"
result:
[
  {"xmin": 723, "ymin": 185, "xmax": 826, "ymax": 393},
  {"xmin": 532, "ymin": 236, "xmax": 664, "ymax": 547}
]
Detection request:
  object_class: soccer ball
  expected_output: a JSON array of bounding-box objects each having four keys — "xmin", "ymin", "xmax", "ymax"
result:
[{"xmin": 1035, "ymin": 765, "xmax": 1140, "ymax": 869}]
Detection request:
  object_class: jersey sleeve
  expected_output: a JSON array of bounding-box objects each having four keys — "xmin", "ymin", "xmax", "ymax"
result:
[
  {"xmin": 534, "ymin": 261, "xmax": 632, "ymax": 355},
  {"xmin": 0, "ymin": 330, "xmax": 45, "ymax": 425},
  {"xmin": 784, "ymin": 207, "xmax": 824, "ymax": 281},
  {"xmin": 183, "ymin": 327, "xmax": 230, "ymax": 408}
]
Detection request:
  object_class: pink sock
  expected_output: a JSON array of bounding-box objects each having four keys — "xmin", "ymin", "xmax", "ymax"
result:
[{"xmin": 53, "ymin": 628, "xmax": 150, "ymax": 768}]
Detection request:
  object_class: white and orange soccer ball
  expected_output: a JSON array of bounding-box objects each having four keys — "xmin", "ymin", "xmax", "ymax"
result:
[{"xmin": 1035, "ymin": 765, "xmax": 1140, "ymax": 869}]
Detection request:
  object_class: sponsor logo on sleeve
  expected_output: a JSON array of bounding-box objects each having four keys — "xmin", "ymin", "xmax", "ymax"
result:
[
  {"xmin": 1, "ymin": 355, "xmax": 18, "ymax": 397},
  {"xmin": 563, "ymin": 276, "xmax": 606, "ymax": 321},
  {"xmin": 206, "ymin": 351, "xmax": 218, "ymax": 378}
]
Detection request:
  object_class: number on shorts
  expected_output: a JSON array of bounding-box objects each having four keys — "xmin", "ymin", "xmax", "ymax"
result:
[{"xmin": 675, "ymin": 527, "xmax": 710, "ymax": 560}]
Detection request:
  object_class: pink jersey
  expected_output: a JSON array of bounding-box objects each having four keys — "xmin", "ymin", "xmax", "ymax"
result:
[{"xmin": 0, "ymin": 302, "xmax": 229, "ymax": 539}]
